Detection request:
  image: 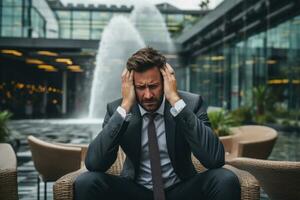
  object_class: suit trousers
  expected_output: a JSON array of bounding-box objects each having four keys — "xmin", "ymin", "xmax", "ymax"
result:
[{"xmin": 74, "ymin": 168, "xmax": 241, "ymax": 200}]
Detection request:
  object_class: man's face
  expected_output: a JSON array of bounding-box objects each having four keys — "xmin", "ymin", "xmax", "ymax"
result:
[{"xmin": 133, "ymin": 67, "xmax": 164, "ymax": 112}]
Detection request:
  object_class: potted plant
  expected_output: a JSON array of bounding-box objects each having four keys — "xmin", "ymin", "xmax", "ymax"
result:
[
  {"xmin": 0, "ymin": 110, "xmax": 20, "ymax": 152},
  {"xmin": 208, "ymin": 109, "xmax": 240, "ymax": 137},
  {"xmin": 0, "ymin": 110, "xmax": 12, "ymax": 142},
  {"xmin": 230, "ymin": 106, "xmax": 253, "ymax": 124}
]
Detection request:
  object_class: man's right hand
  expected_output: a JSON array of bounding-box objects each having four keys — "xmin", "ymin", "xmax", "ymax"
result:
[{"xmin": 121, "ymin": 68, "xmax": 135, "ymax": 113}]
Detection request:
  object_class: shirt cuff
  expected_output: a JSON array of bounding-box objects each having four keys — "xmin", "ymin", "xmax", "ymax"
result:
[
  {"xmin": 117, "ymin": 106, "xmax": 131, "ymax": 121},
  {"xmin": 170, "ymin": 99, "xmax": 186, "ymax": 117}
]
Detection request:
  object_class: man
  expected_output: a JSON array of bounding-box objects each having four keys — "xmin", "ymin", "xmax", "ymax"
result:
[{"xmin": 75, "ymin": 47, "xmax": 241, "ymax": 200}]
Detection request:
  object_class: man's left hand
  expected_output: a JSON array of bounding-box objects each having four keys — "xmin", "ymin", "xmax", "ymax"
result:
[{"xmin": 160, "ymin": 63, "xmax": 180, "ymax": 106}]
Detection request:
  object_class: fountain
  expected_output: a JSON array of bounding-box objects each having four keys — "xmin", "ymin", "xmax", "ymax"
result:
[
  {"xmin": 88, "ymin": 2, "xmax": 177, "ymax": 119},
  {"xmin": 88, "ymin": 16, "xmax": 145, "ymax": 118},
  {"xmin": 130, "ymin": 1, "xmax": 176, "ymax": 53}
]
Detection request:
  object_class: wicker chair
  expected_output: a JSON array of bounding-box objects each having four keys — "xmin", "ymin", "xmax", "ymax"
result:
[
  {"xmin": 53, "ymin": 147, "xmax": 260, "ymax": 200},
  {"xmin": 28, "ymin": 136, "xmax": 86, "ymax": 200},
  {"xmin": 220, "ymin": 125, "xmax": 278, "ymax": 161},
  {"xmin": 228, "ymin": 157, "xmax": 300, "ymax": 200},
  {"xmin": 0, "ymin": 143, "xmax": 18, "ymax": 200}
]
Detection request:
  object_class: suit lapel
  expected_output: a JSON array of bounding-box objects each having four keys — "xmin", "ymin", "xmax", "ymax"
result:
[
  {"xmin": 164, "ymin": 101, "xmax": 176, "ymax": 167},
  {"xmin": 122, "ymin": 101, "xmax": 177, "ymax": 175},
  {"xmin": 122, "ymin": 104, "xmax": 142, "ymax": 174}
]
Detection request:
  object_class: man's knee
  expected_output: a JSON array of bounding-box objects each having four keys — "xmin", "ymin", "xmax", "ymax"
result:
[
  {"xmin": 212, "ymin": 168, "xmax": 241, "ymax": 199},
  {"xmin": 74, "ymin": 171, "xmax": 109, "ymax": 198},
  {"xmin": 210, "ymin": 168, "xmax": 240, "ymax": 187},
  {"xmin": 203, "ymin": 168, "xmax": 240, "ymax": 199}
]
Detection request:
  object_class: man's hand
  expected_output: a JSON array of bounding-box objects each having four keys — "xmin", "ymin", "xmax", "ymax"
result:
[
  {"xmin": 160, "ymin": 63, "xmax": 180, "ymax": 106},
  {"xmin": 121, "ymin": 68, "xmax": 135, "ymax": 113}
]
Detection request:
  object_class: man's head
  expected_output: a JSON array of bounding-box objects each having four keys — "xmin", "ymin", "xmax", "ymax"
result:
[{"xmin": 126, "ymin": 47, "xmax": 166, "ymax": 112}]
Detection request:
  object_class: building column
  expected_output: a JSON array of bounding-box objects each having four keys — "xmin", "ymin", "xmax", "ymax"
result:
[{"xmin": 62, "ymin": 71, "xmax": 67, "ymax": 115}]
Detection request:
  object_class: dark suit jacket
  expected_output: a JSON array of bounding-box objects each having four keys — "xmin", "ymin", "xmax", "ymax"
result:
[{"xmin": 85, "ymin": 91, "xmax": 225, "ymax": 181}]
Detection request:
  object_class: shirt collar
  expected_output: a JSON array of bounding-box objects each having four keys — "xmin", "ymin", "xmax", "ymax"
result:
[{"xmin": 138, "ymin": 96, "xmax": 165, "ymax": 116}]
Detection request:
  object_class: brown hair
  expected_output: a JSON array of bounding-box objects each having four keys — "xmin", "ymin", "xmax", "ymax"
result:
[{"xmin": 126, "ymin": 47, "xmax": 166, "ymax": 72}]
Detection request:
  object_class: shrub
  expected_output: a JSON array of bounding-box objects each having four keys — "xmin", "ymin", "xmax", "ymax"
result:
[
  {"xmin": 230, "ymin": 106, "xmax": 253, "ymax": 124},
  {"xmin": 208, "ymin": 109, "xmax": 240, "ymax": 136},
  {"xmin": 0, "ymin": 110, "xmax": 13, "ymax": 142}
]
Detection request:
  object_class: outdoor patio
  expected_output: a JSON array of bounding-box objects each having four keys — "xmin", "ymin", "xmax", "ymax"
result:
[{"xmin": 7, "ymin": 119, "xmax": 300, "ymax": 200}]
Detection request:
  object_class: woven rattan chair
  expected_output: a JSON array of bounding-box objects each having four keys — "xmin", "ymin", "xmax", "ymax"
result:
[
  {"xmin": 0, "ymin": 143, "xmax": 18, "ymax": 200},
  {"xmin": 53, "ymin": 147, "xmax": 260, "ymax": 200},
  {"xmin": 228, "ymin": 157, "xmax": 300, "ymax": 200},
  {"xmin": 28, "ymin": 136, "xmax": 85, "ymax": 200},
  {"xmin": 220, "ymin": 125, "xmax": 278, "ymax": 161}
]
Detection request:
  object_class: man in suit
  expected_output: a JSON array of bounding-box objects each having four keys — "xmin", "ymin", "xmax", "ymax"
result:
[{"xmin": 75, "ymin": 47, "xmax": 241, "ymax": 200}]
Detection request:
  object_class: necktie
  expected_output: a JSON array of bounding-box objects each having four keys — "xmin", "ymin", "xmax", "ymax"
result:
[{"xmin": 147, "ymin": 113, "xmax": 166, "ymax": 200}]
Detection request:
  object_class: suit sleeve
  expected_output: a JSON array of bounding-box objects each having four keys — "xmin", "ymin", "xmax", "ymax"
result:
[
  {"xmin": 85, "ymin": 103, "xmax": 129, "ymax": 171},
  {"xmin": 174, "ymin": 96, "xmax": 225, "ymax": 169}
]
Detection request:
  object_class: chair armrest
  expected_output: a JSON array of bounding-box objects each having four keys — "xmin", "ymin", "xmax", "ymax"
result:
[
  {"xmin": 0, "ymin": 143, "xmax": 18, "ymax": 200},
  {"xmin": 0, "ymin": 169, "xmax": 18, "ymax": 200},
  {"xmin": 237, "ymin": 139, "xmax": 276, "ymax": 159},
  {"xmin": 220, "ymin": 136, "xmax": 233, "ymax": 153},
  {"xmin": 224, "ymin": 165, "xmax": 260, "ymax": 200},
  {"xmin": 53, "ymin": 168, "xmax": 87, "ymax": 200},
  {"xmin": 54, "ymin": 143, "xmax": 89, "ymax": 166}
]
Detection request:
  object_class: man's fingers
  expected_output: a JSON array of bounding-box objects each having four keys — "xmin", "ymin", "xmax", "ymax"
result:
[
  {"xmin": 165, "ymin": 63, "xmax": 175, "ymax": 75},
  {"xmin": 121, "ymin": 68, "xmax": 128, "ymax": 77},
  {"xmin": 160, "ymin": 68, "xmax": 167, "ymax": 77},
  {"xmin": 129, "ymin": 70, "xmax": 134, "ymax": 81},
  {"xmin": 125, "ymin": 69, "xmax": 131, "ymax": 80}
]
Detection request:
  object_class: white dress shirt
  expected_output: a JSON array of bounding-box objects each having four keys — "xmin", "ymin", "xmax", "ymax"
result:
[{"xmin": 117, "ymin": 97, "xmax": 186, "ymax": 189}]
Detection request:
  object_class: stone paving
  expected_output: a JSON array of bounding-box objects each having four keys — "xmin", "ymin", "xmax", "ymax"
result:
[{"xmin": 7, "ymin": 119, "xmax": 300, "ymax": 200}]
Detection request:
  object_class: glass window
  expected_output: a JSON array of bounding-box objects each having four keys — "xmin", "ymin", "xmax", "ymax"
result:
[
  {"xmin": 2, "ymin": 26, "xmax": 12, "ymax": 36},
  {"xmin": 57, "ymin": 11, "xmax": 71, "ymax": 19},
  {"xmin": 11, "ymin": 26, "xmax": 22, "ymax": 36},
  {"xmin": 72, "ymin": 11, "xmax": 90, "ymax": 20},
  {"xmin": 3, "ymin": 6, "xmax": 14, "ymax": 15}
]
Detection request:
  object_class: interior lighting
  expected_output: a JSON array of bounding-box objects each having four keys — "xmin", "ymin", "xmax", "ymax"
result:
[
  {"xmin": 67, "ymin": 65, "xmax": 84, "ymax": 72},
  {"xmin": 38, "ymin": 65, "xmax": 58, "ymax": 72},
  {"xmin": 45, "ymin": 68, "xmax": 58, "ymax": 72},
  {"xmin": 292, "ymin": 80, "xmax": 300, "ymax": 84},
  {"xmin": 26, "ymin": 59, "xmax": 44, "ymax": 65},
  {"xmin": 6, "ymin": 91, "xmax": 12, "ymax": 98},
  {"xmin": 211, "ymin": 56, "xmax": 225, "ymax": 61},
  {"xmin": 1, "ymin": 50, "xmax": 22, "ymax": 56},
  {"xmin": 16, "ymin": 83, "xmax": 25, "ymax": 89},
  {"xmin": 266, "ymin": 60, "xmax": 277, "ymax": 65},
  {"xmin": 268, "ymin": 79, "xmax": 289, "ymax": 84},
  {"xmin": 37, "ymin": 51, "xmax": 58, "ymax": 56},
  {"xmin": 56, "ymin": 58, "xmax": 73, "ymax": 65}
]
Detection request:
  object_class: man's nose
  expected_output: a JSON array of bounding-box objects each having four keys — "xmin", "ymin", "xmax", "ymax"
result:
[{"xmin": 144, "ymin": 88, "xmax": 153, "ymax": 99}]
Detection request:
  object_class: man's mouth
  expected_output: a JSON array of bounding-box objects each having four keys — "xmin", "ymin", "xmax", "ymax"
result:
[
  {"xmin": 143, "ymin": 101, "xmax": 156, "ymax": 105},
  {"xmin": 144, "ymin": 102, "xmax": 154, "ymax": 104}
]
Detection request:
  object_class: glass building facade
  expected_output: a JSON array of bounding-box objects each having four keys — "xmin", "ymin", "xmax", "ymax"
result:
[
  {"xmin": 0, "ymin": 0, "xmax": 204, "ymax": 118},
  {"xmin": 55, "ymin": 7, "xmax": 202, "ymax": 40},
  {"xmin": 0, "ymin": 1, "xmax": 204, "ymax": 40},
  {"xmin": 179, "ymin": 0, "xmax": 300, "ymax": 121},
  {"xmin": 0, "ymin": 0, "xmax": 58, "ymax": 38}
]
